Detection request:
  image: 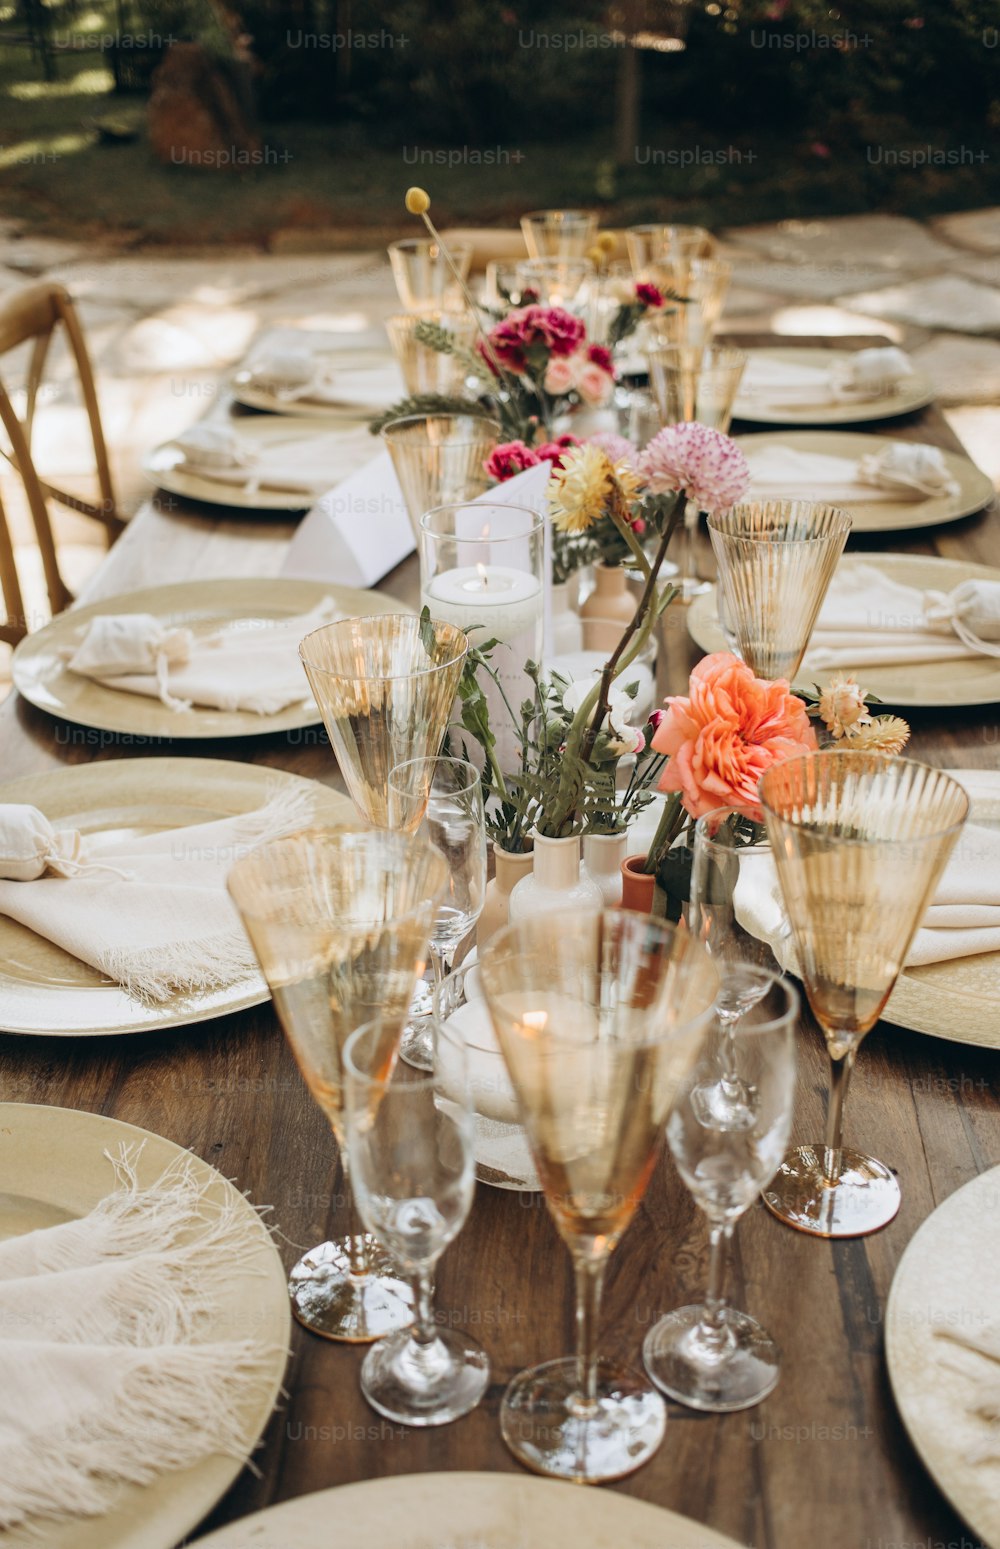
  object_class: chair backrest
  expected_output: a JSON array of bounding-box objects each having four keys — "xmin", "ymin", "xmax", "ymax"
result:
[{"xmin": 0, "ymin": 281, "xmax": 122, "ymax": 640}]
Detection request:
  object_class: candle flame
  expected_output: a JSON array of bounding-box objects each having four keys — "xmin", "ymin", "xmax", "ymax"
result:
[
  {"xmin": 522, "ymin": 1010, "xmax": 548, "ymax": 1034},
  {"xmin": 476, "ymin": 561, "xmax": 489, "ymax": 591}
]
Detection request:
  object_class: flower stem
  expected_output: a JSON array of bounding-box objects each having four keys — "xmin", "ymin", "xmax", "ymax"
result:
[{"xmin": 641, "ymin": 791, "xmax": 687, "ymax": 876}]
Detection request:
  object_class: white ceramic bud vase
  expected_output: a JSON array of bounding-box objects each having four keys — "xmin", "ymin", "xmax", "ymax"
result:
[
  {"xmin": 508, "ymin": 832, "xmax": 603, "ymax": 923},
  {"xmin": 477, "ymin": 842, "xmax": 535, "ymax": 950},
  {"xmin": 583, "ymin": 832, "xmax": 628, "ymax": 907}
]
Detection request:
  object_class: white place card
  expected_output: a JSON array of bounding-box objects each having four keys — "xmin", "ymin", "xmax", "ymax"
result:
[{"xmin": 280, "ymin": 451, "xmax": 415, "ymax": 589}]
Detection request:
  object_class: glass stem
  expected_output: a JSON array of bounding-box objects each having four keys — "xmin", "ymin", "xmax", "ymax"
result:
[
  {"xmin": 409, "ymin": 1267, "xmax": 437, "ymax": 1347},
  {"xmin": 572, "ymin": 1254, "xmax": 606, "ymax": 1413},
  {"xmin": 431, "ymin": 944, "xmax": 453, "ymax": 988},
  {"xmin": 823, "ymin": 1047, "xmax": 857, "ymax": 1186},
  {"xmin": 337, "ymin": 1146, "xmax": 369, "ymax": 1278}
]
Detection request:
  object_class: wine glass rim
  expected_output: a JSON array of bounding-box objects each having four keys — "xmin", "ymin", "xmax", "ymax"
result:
[
  {"xmin": 380, "ymin": 413, "xmax": 502, "ymax": 441},
  {"xmin": 707, "ymin": 504, "xmax": 853, "ymax": 538},
  {"xmin": 419, "ymin": 501, "xmax": 545, "ymax": 538},
  {"xmin": 343, "ymin": 1015, "xmax": 463, "ymax": 1093},
  {"xmin": 522, "ymin": 208, "xmax": 597, "ymax": 221},
  {"xmin": 388, "ymin": 755, "xmax": 482, "ymax": 795},
  {"xmin": 298, "ymin": 613, "xmax": 470, "ymax": 680},
  {"xmin": 758, "ymin": 750, "xmax": 971, "ymax": 843},
  {"xmin": 227, "ymin": 826, "xmax": 446, "ymax": 922},
  {"xmin": 694, "ymin": 805, "xmax": 771, "ymax": 846},
  {"xmin": 387, "ymin": 237, "xmax": 473, "ymax": 255},
  {"xmin": 710, "ymin": 965, "xmax": 800, "ymax": 1035}
]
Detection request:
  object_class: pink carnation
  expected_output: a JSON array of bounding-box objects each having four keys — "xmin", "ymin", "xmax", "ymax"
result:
[
  {"xmin": 652, "ymin": 652, "xmax": 817, "ymax": 820},
  {"xmin": 535, "ymin": 434, "xmax": 582, "ymax": 469},
  {"xmin": 586, "ymin": 343, "xmax": 615, "ymax": 375},
  {"xmin": 484, "ymin": 440, "xmax": 541, "ymax": 482},
  {"xmin": 635, "ymin": 282, "xmax": 664, "ymax": 308},
  {"xmin": 638, "ymin": 422, "xmax": 750, "ymax": 511}
]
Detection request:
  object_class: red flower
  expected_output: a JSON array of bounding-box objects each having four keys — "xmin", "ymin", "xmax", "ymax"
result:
[
  {"xmin": 635, "ymin": 281, "xmax": 664, "ymax": 308},
  {"xmin": 586, "ymin": 342, "xmax": 615, "ymax": 374},
  {"xmin": 484, "ymin": 441, "xmax": 541, "ymax": 481},
  {"xmin": 480, "ymin": 305, "xmax": 586, "ymax": 377},
  {"xmin": 535, "ymin": 433, "xmax": 583, "ymax": 469}
]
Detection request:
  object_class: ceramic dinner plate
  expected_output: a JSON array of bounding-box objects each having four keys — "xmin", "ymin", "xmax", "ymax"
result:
[
  {"xmin": 192, "ymin": 1470, "xmax": 749, "ymax": 1549},
  {"xmin": 231, "ymin": 351, "xmax": 403, "ymax": 418},
  {"xmin": 733, "ymin": 430, "xmax": 992, "ymax": 532},
  {"xmin": 12, "ymin": 577, "xmax": 407, "ymax": 739},
  {"xmin": 732, "ymin": 347, "xmax": 935, "ymax": 426},
  {"xmin": 0, "ymin": 757, "xmax": 352, "ymax": 1037},
  {"xmin": 0, "ymin": 1103, "xmax": 290, "ymax": 1549},
  {"xmin": 886, "ymin": 1165, "xmax": 1000, "ymax": 1549},
  {"xmin": 143, "ymin": 414, "xmax": 375, "ymax": 511},
  {"xmin": 686, "ymin": 552, "xmax": 1000, "ymax": 709}
]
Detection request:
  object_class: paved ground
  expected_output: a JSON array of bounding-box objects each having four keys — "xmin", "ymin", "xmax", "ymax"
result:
[{"xmin": 2, "ymin": 208, "xmax": 1000, "ymax": 693}]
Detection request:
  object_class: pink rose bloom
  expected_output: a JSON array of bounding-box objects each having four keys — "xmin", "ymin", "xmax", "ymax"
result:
[
  {"xmin": 638, "ymin": 422, "xmax": 750, "ymax": 511},
  {"xmin": 484, "ymin": 441, "xmax": 540, "ymax": 482},
  {"xmin": 535, "ymin": 433, "xmax": 582, "ymax": 468},
  {"xmin": 652, "ymin": 651, "xmax": 817, "ymax": 820},
  {"xmin": 576, "ymin": 361, "xmax": 615, "ymax": 406},
  {"xmin": 544, "ymin": 356, "xmax": 576, "ymax": 394},
  {"xmin": 635, "ymin": 281, "xmax": 664, "ymax": 308},
  {"xmin": 586, "ymin": 343, "xmax": 615, "ymax": 375}
]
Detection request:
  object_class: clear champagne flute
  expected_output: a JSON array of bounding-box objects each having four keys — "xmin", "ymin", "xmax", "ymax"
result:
[
  {"xmin": 344, "ymin": 1017, "xmax": 490, "ymax": 1426},
  {"xmin": 644, "ymin": 968, "xmax": 798, "ymax": 1411},
  {"xmin": 759, "ymin": 752, "xmax": 968, "ymax": 1237},
  {"xmin": 227, "ymin": 828, "xmax": 447, "ymax": 1341},
  {"xmin": 388, "ymin": 756, "xmax": 487, "ymax": 1072},
  {"xmin": 479, "ymin": 909, "xmax": 718, "ymax": 1483}
]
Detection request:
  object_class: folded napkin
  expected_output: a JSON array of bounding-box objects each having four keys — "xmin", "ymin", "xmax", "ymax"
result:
[
  {"xmin": 243, "ymin": 348, "xmax": 402, "ymax": 412},
  {"xmin": 741, "ymin": 346, "xmax": 914, "ymax": 407},
  {"xmin": 734, "ymin": 777, "xmax": 1000, "ymax": 969},
  {"xmin": 801, "ymin": 563, "xmax": 1000, "ymax": 670},
  {"xmin": 169, "ymin": 424, "xmax": 349, "ymax": 495},
  {"xmin": 65, "ymin": 598, "xmax": 339, "ymax": 714},
  {"xmin": 0, "ymin": 1146, "xmax": 282, "ymax": 1531},
  {"xmin": 747, "ymin": 441, "xmax": 960, "ymax": 505},
  {"xmin": 0, "ymin": 786, "xmax": 315, "ymax": 1002}
]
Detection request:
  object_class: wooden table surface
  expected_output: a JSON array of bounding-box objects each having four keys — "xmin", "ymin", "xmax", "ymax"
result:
[{"xmin": 1, "ymin": 334, "xmax": 998, "ymax": 1549}]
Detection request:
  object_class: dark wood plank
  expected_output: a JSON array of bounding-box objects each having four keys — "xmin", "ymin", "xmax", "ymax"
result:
[{"xmin": 0, "ymin": 335, "xmax": 997, "ymax": 1549}]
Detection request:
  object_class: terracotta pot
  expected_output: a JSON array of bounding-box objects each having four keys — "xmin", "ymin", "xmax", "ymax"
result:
[
  {"xmin": 620, "ymin": 854, "xmax": 656, "ymax": 914},
  {"xmin": 477, "ymin": 841, "xmax": 534, "ymax": 950}
]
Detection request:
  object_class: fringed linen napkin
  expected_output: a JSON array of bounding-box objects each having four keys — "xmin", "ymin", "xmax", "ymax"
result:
[
  {"xmin": 0, "ymin": 1146, "xmax": 285, "ymax": 1533},
  {"xmin": 801, "ymin": 563, "xmax": 1000, "ymax": 671}
]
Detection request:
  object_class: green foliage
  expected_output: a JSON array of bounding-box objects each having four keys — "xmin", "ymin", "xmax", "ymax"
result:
[{"xmin": 368, "ymin": 393, "xmax": 493, "ymax": 435}]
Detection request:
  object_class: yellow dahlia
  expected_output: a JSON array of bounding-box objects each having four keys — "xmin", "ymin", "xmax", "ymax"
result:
[{"xmin": 549, "ymin": 444, "xmax": 615, "ymax": 534}]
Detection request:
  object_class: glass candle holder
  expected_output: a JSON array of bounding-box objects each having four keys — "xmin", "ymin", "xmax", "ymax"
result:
[{"xmin": 420, "ymin": 501, "xmax": 544, "ymax": 775}]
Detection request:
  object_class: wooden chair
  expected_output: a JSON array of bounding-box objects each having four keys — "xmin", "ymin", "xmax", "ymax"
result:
[{"xmin": 0, "ymin": 281, "xmax": 124, "ymax": 643}]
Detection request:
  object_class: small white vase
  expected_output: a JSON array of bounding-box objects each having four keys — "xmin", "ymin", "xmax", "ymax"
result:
[
  {"xmin": 508, "ymin": 832, "xmax": 603, "ymax": 923},
  {"xmin": 583, "ymin": 832, "xmax": 628, "ymax": 906},
  {"xmin": 477, "ymin": 843, "xmax": 535, "ymax": 950}
]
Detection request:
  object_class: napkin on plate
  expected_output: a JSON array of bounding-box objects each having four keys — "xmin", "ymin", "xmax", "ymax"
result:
[
  {"xmin": 168, "ymin": 424, "xmax": 350, "ymax": 496},
  {"xmin": 0, "ymin": 785, "xmax": 315, "ymax": 1002},
  {"xmin": 733, "ymin": 772, "xmax": 1000, "ymax": 969},
  {"xmin": 740, "ymin": 346, "xmax": 915, "ymax": 407},
  {"xmin": 0, "ymin": 1146, "xmax": 283, "ymax": 1531},
  {"xmin": 64, "ymin": 598, "xmax": 339, "ymax": 714},
  {"xmin": 746, "ymin": 441, "xmax": 960, "ymax": 505},
  {"xmin": 800, "ymin": 563, "xmax": 1000, "ymax": 670},
  {"xmin": 244, "ymin": 348, "xmax": 401, "ymax": 411}
]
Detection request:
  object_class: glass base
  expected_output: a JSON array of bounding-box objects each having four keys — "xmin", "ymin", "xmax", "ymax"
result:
[
  {"xmin": 500, "ymin": 1357, "xmax": 666, "ymax": 1483},
  {"xmin": 643, "ymin": 1304, "xmax": 780, "ymax": 1412},
  {"xmin": 361, "ymin": 1325, "xmax": 490, "ymax": 1427},
  {"xmin": 399, "ymin": 1017, "xmax": 434, "ymax": 1072},
  {"xmin": 763, "ymin": 1145, "xmax": 901, "ymax": 1238},
  {"xmin": 288, "ymin": 1236, "xmax": 414, "ymax": 1342}
]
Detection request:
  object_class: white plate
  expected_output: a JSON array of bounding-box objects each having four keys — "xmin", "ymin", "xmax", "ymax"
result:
[
  {"xmin": 886, "ymin": 1165, "xmax": 1000, "ymax": 1549},
  {"xmin": 0, "ymin": 1103, "xmax": 290, "ymax": 1549},
  {"xmin": 143, "ymin": 415, "xmax": 374, "ymax": 511},
  {"xmin": 193, "ymin": 1470, "xmax": 749, "ymax": 1549},
  {"xmin": 733, "ymin": 429, "xmax": 992, "ymax": 532},
  {"xmin": 12, "ymin": 577, "xmax": 407, "ymax": 740},
  {"xmin": 687, "ymin": 553, "xmax": 1000, "ymax": 709},
  {"xmin": 0, "ymin": 757, "xmax": 352, "ymax": 1037},
  {"xmin": 732, "ymin": 347, "xmax": 935, "ymax": 425}
]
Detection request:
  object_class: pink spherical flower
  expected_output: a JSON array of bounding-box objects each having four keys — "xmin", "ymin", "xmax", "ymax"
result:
[
  {"xmin": 652, "ymin": 651, "xmax": 817, "ymax": 820},
  {"xmin": 484, "ymin": 440, "xmax": 540, "ymax": 482},
  {"xmin": 635, "ymin": 281, "xmax": 665, "ymax": 308},
  {"xmin": 638, "ymin": 422, "xmax": 750, "ymax": 511},
  {"xmin": 587, "ymin": 431, "xmax": 638, "ymax": 468}
]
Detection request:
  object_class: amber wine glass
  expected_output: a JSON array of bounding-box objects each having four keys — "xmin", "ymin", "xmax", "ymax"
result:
[
  {"xmin": 759, "ymin": 753, "xmax": 968, "ymax": 1238},
  {"xmin": 479, "ymin": 909, "xmax": 718, "ymax": 1483},
  {"xmin": 228, "ymin": 828, "xmax": 447, "ymax": 1340}
]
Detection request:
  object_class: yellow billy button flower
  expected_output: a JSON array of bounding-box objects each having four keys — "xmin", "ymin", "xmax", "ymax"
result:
[
  {"xmin": 596, "ymin": 231, "xmax": 617, "ymax": 255},
  {"xmin": 404, "ymin": 187, "xmax": 431, "ymax": 215}
]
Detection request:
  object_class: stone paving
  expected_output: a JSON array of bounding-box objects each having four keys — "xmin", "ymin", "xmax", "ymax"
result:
[{"xmin": 2, "ymin": 207, "xmax": 1000, "ymax": 693}]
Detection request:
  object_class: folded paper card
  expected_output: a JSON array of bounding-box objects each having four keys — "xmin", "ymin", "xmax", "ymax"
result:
[{"xmin": 281, "ymin": 450, "xmax": 416, "ymax": 589}]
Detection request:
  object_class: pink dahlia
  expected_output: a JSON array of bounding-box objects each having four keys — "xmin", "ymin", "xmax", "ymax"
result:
[
  {"xmin": 484, "ymin": 440, "xmax": 540, "ymax": 481},
  {"xmin": 638, "ymin": 422, "xmax": 750, "ymax": 511},
  {"xmin": 587, "ymin": 431, "xmax": 638, "ymax": 468}
]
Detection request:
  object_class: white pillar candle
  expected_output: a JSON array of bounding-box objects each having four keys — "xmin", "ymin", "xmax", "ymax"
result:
[
  {"xmin": 422, "ymin": 564, "xmax": 543, "ymax": 774},
  {"xmin": 441, "ymin": 997, "xmax": 521, "ymax": 1127}
]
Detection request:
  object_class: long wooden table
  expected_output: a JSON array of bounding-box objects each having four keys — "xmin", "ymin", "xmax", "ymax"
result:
[{"xmin": 1, "ymin": 334, "xmax": 998, "ymax": 1549}]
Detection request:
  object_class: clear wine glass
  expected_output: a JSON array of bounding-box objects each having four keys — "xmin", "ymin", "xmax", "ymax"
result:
[
  {"xmin": 643, "ymin": 968, "xmax": 798, "ymax": 1412},
  {"xmin": 388, "ymin": 756, "xmax": 487, "ymax": 1072},
  {"xmin": 344, "ymin": 1017, "xmax": 490, "ymax": 1426},
  {"xmin": 688, "ymin": 804, "xmax": 790, "ymax": 1127}
]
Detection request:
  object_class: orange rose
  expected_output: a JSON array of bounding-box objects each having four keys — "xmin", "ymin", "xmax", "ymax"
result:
[{"xmin": 652, "ymin": 651, "xmax": 817, "ymax": 820}]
